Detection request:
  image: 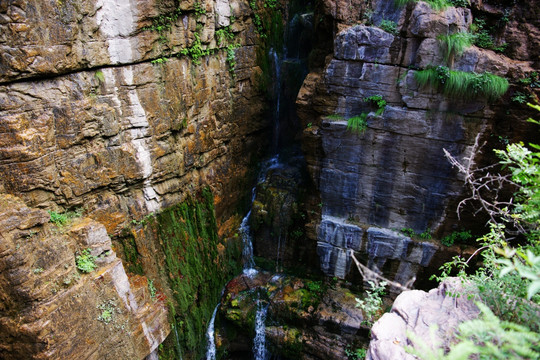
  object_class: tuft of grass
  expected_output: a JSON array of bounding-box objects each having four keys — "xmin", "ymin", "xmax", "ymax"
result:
[
  {"xmin": 415, "ymin": 66, "xmax": 509, "ymax": 101},
  {"xmin": 364, "ymin": 95, "xmax": 387, "ymax": 115},
  {"xmin": 327, "ymin": 114, "xmax": 345, "ymax": 120},
  {"xmin": 437, "ymin": 31, "xmax": 474, "ymax": 63},
  {"xmin": 395, "ymin": 0, "xmax": 454, "ymax": 11},
  {"xmin": 347, "ymin": 113, "xmax": 368, "ymax": 134}
]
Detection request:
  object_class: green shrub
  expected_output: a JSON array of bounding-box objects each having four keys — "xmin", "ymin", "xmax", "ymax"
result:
[
  {"xmin": 415, "ymin": 66, "xmax": 509, "ymax": 101},
  {"xmin": 49, "ymin": 210, "xmax": 68, "ymax": 226},
  {"xmin": 48, "ymin": 208, "xmax": 83, "ymax": 227},
  {"xmin": 471, "ymin": 19, "xmax": 507, "ymax": 53},
  {"xmin": 441, "ymin": 230, "xmax": 472, "ymax": 246},
  {"xmin": 347, "ymin": 113, "xmax": 368, "ymax": 134},
  {"xmin": 379, "ymin": 19, "xmax": 398, "ymax": 35},
  {"xmin": 401, "ymin": 227, "xmax": 416, "ymax": 237},
  {"xmin": 355, "ymin": 281, "xmax": 387, "ymax": 326},
  {"xmin": 76, "ymin": 249, "xmax": 97, "ymax": 273},
  {"xmin": 215, "ymin": 26, "xmax": 234, "ymax": 46}
]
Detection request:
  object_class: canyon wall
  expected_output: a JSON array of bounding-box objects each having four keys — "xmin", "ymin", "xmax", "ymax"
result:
[
  {"xmin": 297, "ymin": 0, "xmax": 539, "ymax": 286},
  {"xmin": 0, "ymin": 0, "xmax": 271, "ymax": 358}
]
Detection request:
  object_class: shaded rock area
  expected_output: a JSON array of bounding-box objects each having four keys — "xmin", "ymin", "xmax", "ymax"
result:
[
  {"xmin": 317, "ymin": 217, "xmax": 439, "ymax": 291},
  {"xmin": 249, "ymin": 151, "xmax": 319, "ymax": 272},
  {"xmin": 367, "ymin": 277, "xmax": 480, "ymax": 360},
  {"xmin": 215, "ymin": 272, "xmax": 371, "ymax": 360},
  {"xmin": 0, "ymin": 194, "xmax": 169, "ymax": 359},
  {"xmin": 297, "ymin": 0, "xmax": 539, "ymax": 284}
]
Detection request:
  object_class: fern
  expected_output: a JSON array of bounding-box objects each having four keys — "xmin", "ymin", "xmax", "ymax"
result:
[{"xmin": 437, "ymin": 31, "xmax": 474, "ymax": 63}]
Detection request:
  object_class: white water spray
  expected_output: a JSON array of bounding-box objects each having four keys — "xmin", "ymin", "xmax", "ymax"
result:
[
  {"xmin": 253, "ymin": 299, "xmax": 269, "ymax": 360},
  {"xmin": 205, "ymin": 304, "xmax": 220, "ymax": 360}
]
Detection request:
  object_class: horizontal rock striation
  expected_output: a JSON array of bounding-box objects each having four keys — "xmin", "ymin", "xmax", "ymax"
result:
[
  {"xmin": 0, "ymin": 194, "xmax": 169, "ymax": 359},
  {"xmin": 298, "ymin": 0, "xmax": 538, "ymax": 282},
  {"xmin": 0, "ymin": 0, "xmax": 268, "ymax": 233},
  {"xmin": 0, "ymin": 0, "xmax": 269, "ymax": 358}
]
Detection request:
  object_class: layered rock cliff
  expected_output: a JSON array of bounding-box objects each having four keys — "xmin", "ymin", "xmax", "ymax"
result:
[
  {"xmin": 0, "ymin": 0, "xmax": 271, "ymax": 358},
  {"xmin": 297, "ymin": 0, "xmax": 539, "ymax": 286}
]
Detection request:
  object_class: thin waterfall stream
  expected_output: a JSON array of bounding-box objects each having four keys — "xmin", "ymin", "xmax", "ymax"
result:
[
  {"xmin": 205, "ymin": 304, "xmax": 220, "ymax": 360},
  {"xmin": 253, "ymin": 299, "xmax": 269, "ymax": 360}
]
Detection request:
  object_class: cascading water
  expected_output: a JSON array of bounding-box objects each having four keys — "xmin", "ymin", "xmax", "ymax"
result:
[
  {"xmin": 205, "ymin": 304, "xmax": 220, "ymax": 360},
  {"xmin": 253, "ymin": 299, "xmax": 269, "ymax": 360}
]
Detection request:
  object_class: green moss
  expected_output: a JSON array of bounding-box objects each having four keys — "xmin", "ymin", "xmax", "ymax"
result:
[
  {"xmin": 117, "ymin": 233, "xmax": 144, "ymax": 275},
  {"xmin": 155, "ymin": 188, "xmax": 242, "ymax": 359}
]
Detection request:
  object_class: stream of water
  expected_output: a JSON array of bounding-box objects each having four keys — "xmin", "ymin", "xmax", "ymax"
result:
[
  {"xmin": 253, "ymin": 299, "xmax": 269, "ymax": 360},
  {"xmin": 205, "ymin": 304, "xmax": 220, "ymax": 360}
]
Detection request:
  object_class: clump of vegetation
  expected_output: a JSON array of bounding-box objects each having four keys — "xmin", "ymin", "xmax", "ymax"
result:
[
  {"xmin": 48, "ymin": 208, "xmax": 83, "ymax": 227},
  {"xmin": 471, "ymin": 18, "xmax": 507, "ymax": 53},
  {"xmin": 327, "ymin": 114, "xmax": 345, "ymax": 120},
  {"xmin": 441, "ymin": 230, "xmax": 472, "ymax": 246},
  {"xmin": 180, "ymin": 32, "xmax": 213, "ymax": 65},
  {"xmin": 345, "ymin": 347, "xmax": 367, "ymax": 360},
  {"xmin": 355, "ymin": 280, "xmax": 387, "ymax": 326},
  {"xmin": 148, "ymin": 279, "xmax": 157, "ymax": 299},
  {"xmin": 75, "ymin": 249, "xmax": 97, "ymax": 273},
  {"xmin": 416, "ymin": 105, "xmax": 540, "ymax": 358},
  {"xmin": 395, "ymin": 0, "xmax": 453, "ymax": 11},
  {"xmin": 347, "ymin": 113, "xmax": 368, "ymax": 134},
  {"xmin": 364, "ymin": 94, "xmax": 387, "ymax": 115},
  {"xmin": 437, "ymin": 31, "xmax": 474, "ymax": 63},
  {"xmin": 378, "ymin": 19, "xmax": 398, "ymax": 35},
  {"xmin": 97, "ymin": 299, "xmax": 119, "ymax": 324},
  {"xmin": 400, "ymin": 228, "xmax": 414, "ymax": 237},
  {"xmin": 226, "ymin": 43, "xmax": 241, "ymax": 75},
  {"xmin": 215, "ymin": 26, "xmax": 234, "ymax": 46},
  {"xmin": 415, "ymin": 66, "xmax": 509, "ymax": 101}
]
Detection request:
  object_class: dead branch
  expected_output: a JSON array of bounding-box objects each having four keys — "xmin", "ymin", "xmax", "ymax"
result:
[{"xmin": 350, "ymin": 251, "xmax": 413, "ymax": 292}]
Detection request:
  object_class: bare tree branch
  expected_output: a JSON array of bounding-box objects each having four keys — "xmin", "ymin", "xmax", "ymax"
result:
[{"xmin": 349, "ymin": 251, "xmax": 413, "ymax": 292}]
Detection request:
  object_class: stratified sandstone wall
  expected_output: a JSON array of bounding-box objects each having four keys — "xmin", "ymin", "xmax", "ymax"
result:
[
  {"xmin": 0, "ymin": 194, "xmax": 169, "ymax": 359},
  {"xmin": 0, "ymin": 0, "xmax": 269, "ymax": 359},
  {"xmin": 297, "ymin": 0, "xmax": 539, "ymax": 284},
  {"xmin": 0, "ymin": 0, "xmax": 268, "ymax": 230}
]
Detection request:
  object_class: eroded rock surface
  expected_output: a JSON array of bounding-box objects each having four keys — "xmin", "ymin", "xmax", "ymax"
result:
[
  {"xmin": 367, "ymin": 278, "xmax": 480, "ymax": 360},
  {"xmin": 0, "ymin": 194, "xmax": 169, "ymax": 359},
  {"xmin": 217, "ymin": 272, "xmax": 370, "ymax": 360},
  {"xmin": 297, "ymin": 0, "xmax": 538, "ymax": 283}
]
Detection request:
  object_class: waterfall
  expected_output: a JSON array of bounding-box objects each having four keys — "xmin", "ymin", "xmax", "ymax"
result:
[
  {"xmin": 172, "ymin": 323, "xmax": 183, "ymax": 360},
  {"xmin": 269, "ymin": 48, "xmax": 282, "ymax": 154},
  {"xmin": 205, "ymin": 304, "xmax": 220, "ymax": 360},
  {"xmin": 253, "ymin": 299, "xmax": 269, "ymax": 360}
]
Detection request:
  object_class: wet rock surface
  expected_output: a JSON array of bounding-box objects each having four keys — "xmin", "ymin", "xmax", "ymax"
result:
[{"xmin": 216, "ymin": 272, "xmax": 371, "ymax": 360}]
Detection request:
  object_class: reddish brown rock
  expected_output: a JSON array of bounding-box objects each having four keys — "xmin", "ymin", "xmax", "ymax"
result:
[{"xmin": 0, "ymin": 194, "xmax": 169, "ymax": 360}]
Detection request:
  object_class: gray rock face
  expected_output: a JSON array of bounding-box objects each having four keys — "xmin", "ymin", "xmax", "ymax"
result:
[
  {"xmin": 298, "ymin": 0, "xmax": 536, "ymax": 283},
  {"xmin": 367, "ymin": 278, "xmax": 480, "ymax": 360},
  {"xmin": 316, "ymin": 215, "xmax": 438, "ymax": 283}
]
